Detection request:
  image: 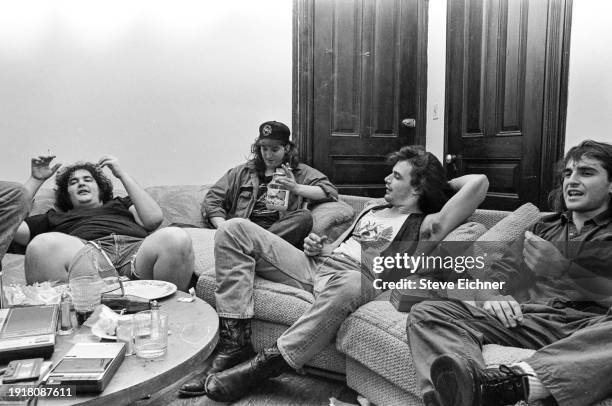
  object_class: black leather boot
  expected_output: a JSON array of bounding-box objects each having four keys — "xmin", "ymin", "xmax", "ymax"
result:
[
  {"xmin": 178, "ymin": 318, "xmax": 255, "ymax": 397},
  {"xmin": 204, "ymin": 345, "xmax": 291, "ymax": 402},
  {"xmin": 430, "ymin": 353, "xmax": 530, "ymax": 406}
]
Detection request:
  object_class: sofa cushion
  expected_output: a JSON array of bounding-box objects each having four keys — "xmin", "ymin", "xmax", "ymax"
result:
[
  {"xmin": 337, "ymin": 292, "xmax": 552, "ymax": 397},
  {"xmin": 337, "ymin": 292, "xmax": 418, "ymax": 392},
  {"xmin": 196, "ymin": 270, "xmax": 347, "ymax": 374},
  {"xmin": 197, "ymin": 271, "xmax": 316, "ymax": 325},
  {"xmin": 466, "ymin": 209, "xmax": 511, "ymax": 230},
  {"xmin": 30, "ymin": 188, "xmax": 58, "ymax": 215},
  {"xmin": 183, "ymin": 228, "xmax": 216, "ymax": 277},
  {"xmin": 442, "ymin": 221, "xmax": 488, "ymax": 241},
  {"xmin": 145, "ymin": 185, "xmax": 209, "ymax": 228},
  {"xmin": 310, "ymin": 201, "xmax": 355, "ymax": 241},
  {"xmin": 472, "ymin": 203, "xmax": 541, "ymax": 273}
]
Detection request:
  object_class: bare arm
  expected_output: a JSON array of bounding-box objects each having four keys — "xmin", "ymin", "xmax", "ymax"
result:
[
  {"xmin": 420, "ymin": 174, "xmax": 489, "ymax": 241},
  {"xmin": 275, "ymin": 164, "xmax": 336, "ymax": 202},
  {"xmin": 98, "ymin": 155, "xmax": 163, "ymax": 231},
  {"xmin": 23, "ymin": 155, "xmax": 61, "ymax": 201},
  {"xmin": 15, "ymin": 155, "xmax": 62, "ymax": 245}
]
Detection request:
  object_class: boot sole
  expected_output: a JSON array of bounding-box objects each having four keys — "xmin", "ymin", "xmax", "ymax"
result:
[
  {"xmin": 430, "ymin": 354, "xmax": 477, "ymax": 406},
  {"xmin": 178, "ymin": 388, "xmax": 207, "ymax": 397}
]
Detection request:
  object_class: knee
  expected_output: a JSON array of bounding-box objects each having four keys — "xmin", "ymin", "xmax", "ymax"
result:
[
  {"xmin": 215, "ymin": 218, "xmax": 252, "ymax": 240},
  {"xmin": 292, "ymin": 209, "xmax": 313, "ymax": 224},
  {"xmin": 153, "ymin": 227, "xmax": 192, "ymax": 254},
  {"xmin": 408, "ymin": 301, "xmax": 447, "ymax": 323},
  {"xmin": 292, "ymin": 210, "xmax": 313, "ymax": 230},
  {"xmin": 26, "ymin": 232, "xmax": 66, "ymax": 256},
  {"xmin": 1, "ymin": 182, "xmax": 30, "ymax": 214},
  {"xmin": 329, "ymin": 271, "xmax": 369, "ymax": 305}
]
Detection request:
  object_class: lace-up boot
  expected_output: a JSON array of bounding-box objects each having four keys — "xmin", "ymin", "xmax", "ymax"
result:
[{"xmin": 430, "ymin": 353, "xmax": 530, "ymax": 406}]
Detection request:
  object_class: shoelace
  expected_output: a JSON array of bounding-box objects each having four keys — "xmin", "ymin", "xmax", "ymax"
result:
[{"xmin": 480, "ymin": 365, "xmax": 531, "ymax": 404}]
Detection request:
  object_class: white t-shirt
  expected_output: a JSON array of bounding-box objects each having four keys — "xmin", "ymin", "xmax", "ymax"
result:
[{"xmin": 333, "ymin": 207, "xmax": 410, "ymax": 263}]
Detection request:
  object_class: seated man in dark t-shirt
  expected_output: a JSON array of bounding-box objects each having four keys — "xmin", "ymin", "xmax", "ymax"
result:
[{"xmin": 13, "ymin": 155, "xmax": 194, "ymax": 291}]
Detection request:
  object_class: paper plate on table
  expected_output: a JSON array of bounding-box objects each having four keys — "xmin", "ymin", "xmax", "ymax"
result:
[
  {"xmin": 91, "ymin": 327, "xmax": 117, "ymax": 341},
  {"xmin": 122, "ymin": 280, "xmax": 177, "ymax": 300}
]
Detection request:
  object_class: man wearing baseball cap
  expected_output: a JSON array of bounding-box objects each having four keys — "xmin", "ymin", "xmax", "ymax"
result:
[{"xmin": 203, "ymin": 120, "xmax": 338, "ymax": 248}]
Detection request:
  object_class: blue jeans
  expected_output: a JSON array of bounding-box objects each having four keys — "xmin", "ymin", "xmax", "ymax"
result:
[
  {"xmin": 79, "ymin": 235, "xmax": 144, "ymax": 279},
  {"xmin": 0, "ymin": 182, "xmax": 30, "ymax": 261},
  {"xmin": 213, "ymin": 218, "xmax": 377, "ymax": 369},
  {"xmin": 266, "ymin": 209, "xmax": 313, "ymax": 249},
  {"xmin": 407, "ymin": 299, "xmax": 612, "ymax": 406}
]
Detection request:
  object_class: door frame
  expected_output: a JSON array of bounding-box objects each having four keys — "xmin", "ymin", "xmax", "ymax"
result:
[
  {"xmin": 293, "ymin": 0, "xmax": 430, "ymax": 166},
  {"xmin": 443, "ymin": 0, "xmax": 573, "ymax": 209}
]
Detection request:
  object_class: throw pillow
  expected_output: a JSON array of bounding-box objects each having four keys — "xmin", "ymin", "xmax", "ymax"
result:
[
  {"xmin": 145, "ymin": 185, "xmax": 210, "ymax": 228},
  {"xmin": 472, "ymin": 202, "xmax": 542, "ymax": 274},
  {"xmin": 310, "ymin": 201, "xmax": 355, "ymax": 242},
  {"xmin": 443, "ymin": 221, "xmax": 488, "ymax": 241}
]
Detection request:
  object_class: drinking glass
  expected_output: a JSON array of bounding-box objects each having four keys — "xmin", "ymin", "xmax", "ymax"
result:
[
  {"xmin": 69, "ymin": 275, "xmax": 104, "ymax": 324},
  {"xmin": 134, "ymin": 310, "xmax": 168, "ymax": 358}
]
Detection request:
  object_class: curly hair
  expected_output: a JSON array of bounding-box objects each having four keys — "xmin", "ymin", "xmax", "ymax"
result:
[
  {"xmin": 548, "ymin": 140, "xmax": 612, "ymax": 212},
  {"xmin": 247, "ymin": 138, "xmax": 301, "ymax": 178},
  {"xmin": 55, "ymin": 162, "xmax": 114, "ymax": 211},
  {"xmin": 387, "ymin": 145, "xmax": 453, "ymax": 214}
]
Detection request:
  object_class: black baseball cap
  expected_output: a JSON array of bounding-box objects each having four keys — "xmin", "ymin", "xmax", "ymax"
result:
[{"xmin": 257, "ymin": 121, "xmax": 291, "ymax": 145}]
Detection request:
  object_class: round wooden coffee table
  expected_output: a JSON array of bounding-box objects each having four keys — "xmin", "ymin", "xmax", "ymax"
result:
[{"xmin": 40, "ymin": 291, "xmax": 218, "ymax": 405}]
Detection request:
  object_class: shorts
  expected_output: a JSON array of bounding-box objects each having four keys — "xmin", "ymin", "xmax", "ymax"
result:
[{"xmin": 85, "ymin": 234, "xmax": 144, "ymax": 280}]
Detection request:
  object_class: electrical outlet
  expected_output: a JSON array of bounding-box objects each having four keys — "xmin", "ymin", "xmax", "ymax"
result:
[{"xmin": 433, "ymin": 103, "xmax": 439, "ymax": 120}]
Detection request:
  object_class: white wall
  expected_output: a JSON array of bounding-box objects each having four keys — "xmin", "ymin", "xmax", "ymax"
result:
[
  {"xmin": 426, "ymin": 0, "xmax": 612, "ymax": 158},
  {"xmin": 564, "ymin": 0, "xmax": 612, "ymax": 150},
  {"xmin": 425, "ymin": 0, "xmax": 447, "ymax": 162},
  {"xmin": 0, "ymin": 0, "xmax": 292, "ymax": 187}
]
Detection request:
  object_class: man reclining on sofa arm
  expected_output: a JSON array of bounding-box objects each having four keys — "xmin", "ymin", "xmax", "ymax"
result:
[
  {"xmin": 178, "ymin": 145, "xmax": 489, "ymax": 401},
  {"xmin": 409, "ymin": 139, "xmax": 612, "ymax": 406},
  {"xmin": 12, "ymin": 155, "xmax": 194, "ymax": 291}
]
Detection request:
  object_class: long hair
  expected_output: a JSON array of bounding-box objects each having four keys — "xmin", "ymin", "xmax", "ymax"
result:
[
  {"xmin": 387, "ymin": 145, "xmax": 453, "ymax": 214},
  {"xmin": 548, "ymin": 140, "xmax": 612, "ymax": 212},
  {"xmin": 55, "ymin": 162, "xmax": 114, "ymax": 211},
  {"xmin": 247, "ymin": 138, "xmax": 301, "ymax": 177}
]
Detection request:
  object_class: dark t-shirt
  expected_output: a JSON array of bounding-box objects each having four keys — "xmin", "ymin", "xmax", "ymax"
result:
[
  {"xmin": 25, "ymin": 197, "xmax": 149, "ymax": 241},
  {"xmin": 249, "ymin": 175, "xmax": 280, "ymax": 229}
]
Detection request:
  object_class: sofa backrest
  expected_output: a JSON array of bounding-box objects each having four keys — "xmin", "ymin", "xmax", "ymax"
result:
[
  {"xmin": 338, "ymin": 194, "xmax": 511, "ymax": 230},
  {"xmin": 28, "ymin": 185, "xmax": 210, "ymax": 228}
]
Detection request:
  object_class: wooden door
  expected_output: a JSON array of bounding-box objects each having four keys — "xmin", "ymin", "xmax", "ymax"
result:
[
  {"xmin": 294, "ymin": 0, "xmax": 428, "ymax": 197},
  {"xmin": 445, "ymin": 0, "xmax": 571, "ymax": 210}
]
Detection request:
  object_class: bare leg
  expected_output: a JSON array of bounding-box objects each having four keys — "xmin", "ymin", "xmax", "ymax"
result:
[
  {"xmin": 25, "ymin": 232, "xmax": 85, "ymax": 284},
  {"xmin": 134, "ymin": 227, "xmax": 194, "ymax": 291}
]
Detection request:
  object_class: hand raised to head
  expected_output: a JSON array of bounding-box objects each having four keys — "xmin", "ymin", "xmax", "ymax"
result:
[
  {"xmin": 97, "ymin": 155, "xmax": 125, "ymax": 179},
  {"xmin": 31, "ymin": 155, "xmax": 61, "ymax": 181}
]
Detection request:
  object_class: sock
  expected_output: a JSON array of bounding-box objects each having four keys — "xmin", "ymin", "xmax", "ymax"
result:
[{"xmin": 513, "ymin": 361, "xmax": 551, "ymax": 401}]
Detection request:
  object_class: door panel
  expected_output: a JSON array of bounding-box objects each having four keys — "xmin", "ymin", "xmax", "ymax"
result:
[
  {"xmin": 310, "ymin": 0, "xmax": 426, "ymax": 197},
  {"xmin": 446, "ymin": 0, "xmax": 568, "ymax": 210}
]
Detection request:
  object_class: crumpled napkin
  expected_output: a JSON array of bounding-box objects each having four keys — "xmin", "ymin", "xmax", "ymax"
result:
[
  {"xmin": 3, "ymin": 282, "xmax": 67, "ymax": 306},
  {"xmin": 84, "ymin": 304, "xmax": 120, "ymax": 337}
]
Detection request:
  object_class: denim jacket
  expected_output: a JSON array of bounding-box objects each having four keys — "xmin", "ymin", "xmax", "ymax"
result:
[{"xmin": 204, "ymin": 162, "xmax": 338, "ymax": 223}]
